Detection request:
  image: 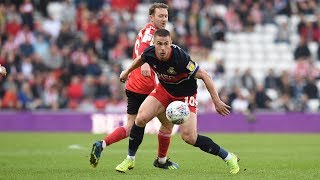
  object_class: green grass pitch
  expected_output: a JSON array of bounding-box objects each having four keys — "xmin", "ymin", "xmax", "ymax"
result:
[{"xmin": 0, "ymin": 133, "xmax": 319, "ymax": 179}]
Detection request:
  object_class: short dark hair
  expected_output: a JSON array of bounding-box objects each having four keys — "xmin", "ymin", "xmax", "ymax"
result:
[
  {"xmin": 149, "ymin": 3, "xmax": 169, "ymax": 15},
  {"xmin": 154, "ymin": 29, "xmax": 170, "ymax": 38}
]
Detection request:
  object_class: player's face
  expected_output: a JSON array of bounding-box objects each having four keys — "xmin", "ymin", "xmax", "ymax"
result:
[
  {"xmin": 151, "ymin": 8, "xmax": 168, "ymax": 29},
  {"xmin": 154, "ymin": 35, "xmax": 172, "ymax": 61}
]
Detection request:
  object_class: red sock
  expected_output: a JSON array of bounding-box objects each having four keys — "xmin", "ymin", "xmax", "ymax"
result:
[
  {"xmin": 104, "ymin": 126, "xmax": 128, "ymax": 146},
  {"xmin": 158, "ymin": 130, "xmax": 171, "ymax": 158}
]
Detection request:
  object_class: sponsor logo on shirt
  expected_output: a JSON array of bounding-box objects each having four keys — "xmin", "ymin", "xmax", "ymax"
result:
[{"xmin": 167, "ymin": 67, "xmax": 176, "ymax": 74}]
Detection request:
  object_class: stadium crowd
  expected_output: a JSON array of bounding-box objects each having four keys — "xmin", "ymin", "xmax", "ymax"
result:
[{"xmin": 0, "ymin": 0, "xmax": 319, "ymax": 113}]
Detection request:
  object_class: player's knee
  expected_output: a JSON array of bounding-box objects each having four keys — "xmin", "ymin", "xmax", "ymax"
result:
[
  {"xmin": 181, "ymin": 132, "xmax": 197, "ymax": 145},
  {"xmin": 135, "ymin": 117, "xmax": 148, "ymax": 126},
  {"xmin": 135, "ymin": 114, "xmax": 151, "ymax": 126}
]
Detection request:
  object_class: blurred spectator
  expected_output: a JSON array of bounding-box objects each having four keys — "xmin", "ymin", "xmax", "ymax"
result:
[
  {"xmin": 83, "ymin": 15, "xmax": 101, "ymax": 43},
  {"xmin": 274, "ymin": 0, "xmax": 291, "ymax": 16},
  {"xmin": 291, "ymin": 75, "xmax": 307, "ymax": 111},
  {"xmin": 249, "ymin": 2, "xmax": 262, "ymax": 25},
  {"xmin": 296, "ymin": 0, "xmax": 317, "ymax": 15},
  {"xmin": 241, "ymin": 69, "xmax": 256, "ymax": 91},
  {"xmin": 294, "ymin": 37, "xmax": 311, "ymax": 60},
  {"xmin": 43, "ymin": 84, "xmax": 59, "ymax": 110},
  {"xmin": 42, "ymin": 44, "xmax": 63, "ymax": 70},
  {"xmin": 33, "ymin": 34, "xmax": 50, "ymax": 60},
  {"xmin": 5, "ymin": 9, "xmax": 21, "ymax": 36},
  {"xmin": 101, "ymin": 25, "xmax": 118, "ymax": 60},
  {"xmin": 297, "ymin": 17, "xmax": 320, "ymax": 42},
  {"xmin": 78, "ymin": 96, "xmax": 96, "ymax": 112},
  {"xmin": 19, "ymin": 35, "xmax": 34, "ymax": 57},
  {"xmin": 278, "ymin": 71, "xmax": 295, "ymax": 97},
  {"xmin": 104, "ymin": 95, "xmax": 126, "ymax": 113},
  {"xmin": 275, "ymin": 20, "xmax": 290, "ymax": 43},
  {"xmin": 214, "ymin": 59, "xmax": 225, "ymax": 76},
  {"xmin": 111, "ymin": 0, "xmax": 139, "ymax": 13},
  {"xmin": 231, "ymin": 88, "xmax": 249, "ymax": 113},
  {"xmin": 82, "ymin": 75, "xmax": 97, "ymax": 98},
  {"xmin": 2, "ymin": 84, "xmax": 20, "ymax": 109},
  {"xmin": 19, "ymin": 0, "xmax": 34, "ymax": 28},
  {"xmin": 254, "ymin": 84, "xmax": 271, "ymax": 109},
  {"xmin": 86, "ymin": 53, "xmax": 102, "ymax": 76},
  {"xmin": 20, "ymin": 56, "xmax": 33, "ymax": 80},
  {"xmin": 14, "ymin": 24, "xmax": 36, "ymax": 46},
  {"xmin": 225, "ymin": 4, "xmax": 243, "ymax": 32},
  {"xmin": 303, "ymin": 75, "xmax": 319, "ymax": 100},
  {"xmin": 262, "ymin": 1, "xmax": 276, "ymax": 24},
  {"xmin": 18, "ymin": 81, "xmax": 41, "ymax": 109},
  {"xmin": 229, "ymin": 68, "xmax": 242, "ymax": 89},
  {"xmin": 174, "ymin": 17, "xmax": 187, "ymax": 36},
  {"xmin": 264, "ymin": 69, "xmax": 281, "ymax": 90},
  {"xmin": 42, "ymin": 15, "xmax": 61, "ymax": 40},
  {"xmin": 61, "ymin": 0, "xmax": 76, "ymax": 25},
  {"xmin": 32, "ymin": 55, "xmax": 48, "ymax": 73},
  {"xmin": 2, "ymin": 34, "xmax": 18, "ymax": 54},
  {"xmin": 56, "ymin": 22, "xmax": 76, "ymax": 49},
  {"xmin": 67, "ymin": 76, "xmax": 83, "ymax": 101},
  {"xmin": 95, "ymin": 75, "xmax": 111, "ymax": 99},
  {"xmin": 210, "ymin": 13, "xmax": 226, "ymax": 41},
  {"xmin": 30, "ymin": 73, "xmax": 44, "ymax": 100}
]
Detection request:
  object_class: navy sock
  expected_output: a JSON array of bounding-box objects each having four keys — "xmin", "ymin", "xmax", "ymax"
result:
[
  {"xmin": 217, "ymin": 147, "xmax": 229, "ymax": 159},
  {"xmin": 128, "ymin": 123, "xmax": 145, "ymax": 156},
  {"xmin": 193, "ymin": 134, "xmax": 220, "ymax": 155}
]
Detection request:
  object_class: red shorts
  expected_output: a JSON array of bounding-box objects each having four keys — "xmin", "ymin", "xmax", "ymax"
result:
[{"xmin": 149, "ymin": 84, "xmax": 197, "ymax": 113}]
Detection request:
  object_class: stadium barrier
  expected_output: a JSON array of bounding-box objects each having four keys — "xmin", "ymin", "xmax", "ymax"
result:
[{"xmin": 0, "ymin": 111, "xmax": 319, "ymax": 133}]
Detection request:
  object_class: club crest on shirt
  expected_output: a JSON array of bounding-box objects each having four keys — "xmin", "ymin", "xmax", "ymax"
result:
[
  {"xmin": 167, "ymin": 67, "xmax": 176, "ymax": 74},
  {"xmin": 186, "ymin": 61, "xmax": 195, "ymax": 71}
]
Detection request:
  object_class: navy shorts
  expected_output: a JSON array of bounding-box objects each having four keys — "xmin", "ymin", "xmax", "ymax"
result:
[{"xmin": 126, "ymin": 90, "xmax": 149, "ymax": 115}]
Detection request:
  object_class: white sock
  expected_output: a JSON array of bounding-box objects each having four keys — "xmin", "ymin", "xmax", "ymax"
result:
[
  {"xmin": 224, "ymin": 153, "xmax": 232, "ymax": 161},
  {"xmin": 102, "ymin": 140, "xmax": 107, "ymax": 149},
  {"xmin": 158, "ymin": 157, "xmax": 167, "ymax": 164},
  {"xmin": 127, "ymin": 155, "xmax": 135, "ymax": 160}
]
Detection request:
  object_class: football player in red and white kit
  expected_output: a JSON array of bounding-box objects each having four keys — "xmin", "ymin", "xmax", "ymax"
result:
[{"xmin": 90, "ymin": 3, "xmax": 179, "ymax": 170}]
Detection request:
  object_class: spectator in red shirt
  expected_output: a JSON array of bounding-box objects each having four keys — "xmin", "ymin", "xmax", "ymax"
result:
[{"xmin": 67, "ymin": 75, "xmax": 83, "ymax": 101}]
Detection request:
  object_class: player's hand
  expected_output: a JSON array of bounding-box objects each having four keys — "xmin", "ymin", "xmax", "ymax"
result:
[
  {"xmin": 119, "ymin": 70, "xmax": 129, "ymax": 83},
  {"xmin": 0, "ymin": 66, "xmax": 7, "ymax": 76},
  {"xmin": 141, "ymin": 63, "xmax": 151, "ymax": 77},
  {"xmin": 214, "ymin": 100, "xmax": 231, "ymax": 116}
]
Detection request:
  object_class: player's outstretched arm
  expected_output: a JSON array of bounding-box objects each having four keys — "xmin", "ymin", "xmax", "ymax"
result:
[
  {"xmin": 120, "ymin": 55, "xmax": 144, "ymax": 83},
  {"xmin": 195, "ymin": 67, "xmax": 230, "ymax": 116},
  {"xmin": 0, "ymin": 65, "xmax": 7, "ymax": 77}
]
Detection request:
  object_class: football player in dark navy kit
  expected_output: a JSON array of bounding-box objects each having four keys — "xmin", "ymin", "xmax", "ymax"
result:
[
  {"xmin": 90, "ymin": 3, "xmax": 179, "ymax": 172},
  {"xmin": 118, "ymin": 29, "xmax": 240, "ymax": 174}
]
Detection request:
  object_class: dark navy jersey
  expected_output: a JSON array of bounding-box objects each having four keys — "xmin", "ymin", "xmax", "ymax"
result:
[{"xmin": 141, "ymin": 44, "xmax": 199, "ymax": 97}]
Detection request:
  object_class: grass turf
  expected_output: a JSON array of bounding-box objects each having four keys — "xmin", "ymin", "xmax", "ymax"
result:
[{"xmin": 0, "ymin": 133, "xmax": 319, "ymax": 179}]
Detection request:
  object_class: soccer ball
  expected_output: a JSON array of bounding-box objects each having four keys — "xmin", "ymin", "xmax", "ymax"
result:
[{"xmin": 166, "ymin": 101, "xmax": 190, "ymax": 125}]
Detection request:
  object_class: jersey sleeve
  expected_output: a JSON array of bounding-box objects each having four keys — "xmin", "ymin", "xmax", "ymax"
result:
[
  {"xmin": 140, "ymin": 46, "xmax": 153, "ymax": 63},
  {"xmin": 136, "ymin": 27, "xmax": 155, "ymax": 56},
  {"xmin": 176, "ymin": 45, "xmax": 199, "ymax": 77},
  {"xmin": 186, "ymin": 60, "xmax": 199, "ymax": 78}
]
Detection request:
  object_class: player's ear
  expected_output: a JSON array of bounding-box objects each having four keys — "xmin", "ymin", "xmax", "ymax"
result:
[{"xmin": 150, "ymin": 15, "xmax": 154, "ymax": 22}]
